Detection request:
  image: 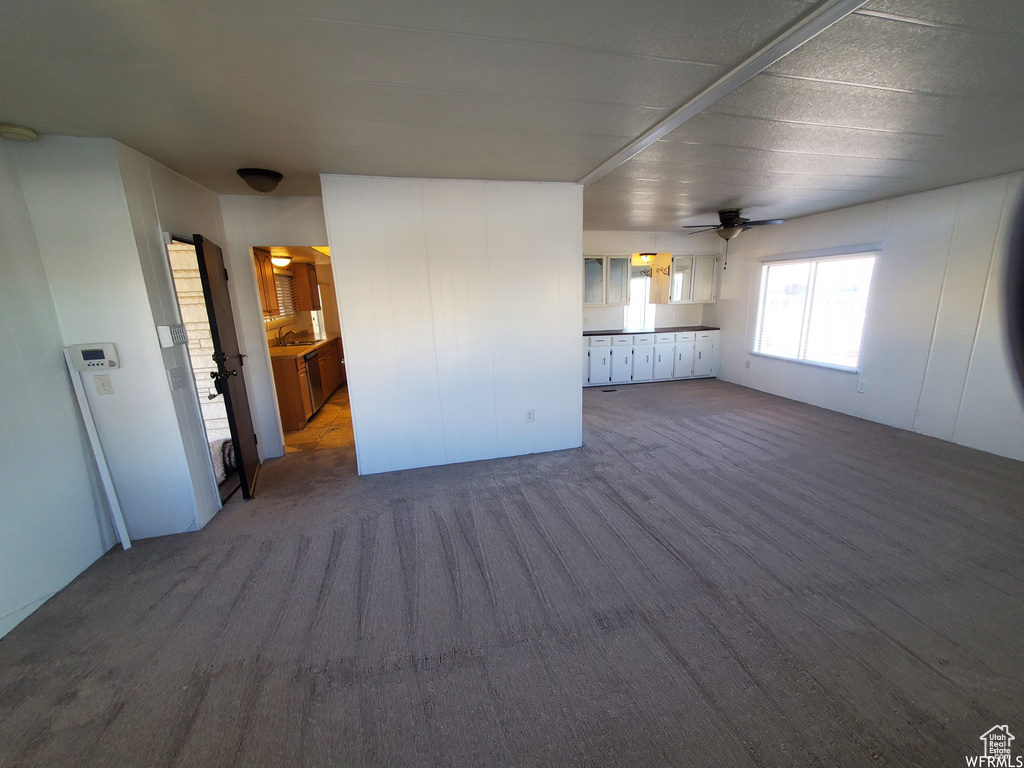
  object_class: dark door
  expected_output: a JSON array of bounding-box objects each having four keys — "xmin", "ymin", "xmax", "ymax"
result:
[{"xmin": 194, "ymin": 235, "xmax": 260, "ymax": 498}]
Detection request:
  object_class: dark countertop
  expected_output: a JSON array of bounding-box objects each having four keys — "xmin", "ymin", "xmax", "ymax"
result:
[{"xmin": 583, "ymin": 325, "xmax": 719, "ymax": 337}]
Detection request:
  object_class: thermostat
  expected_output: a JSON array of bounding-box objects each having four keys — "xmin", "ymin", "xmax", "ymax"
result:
[{"xmin": 67, "ymin": 343, "xmax": 120, "ymax": 372}]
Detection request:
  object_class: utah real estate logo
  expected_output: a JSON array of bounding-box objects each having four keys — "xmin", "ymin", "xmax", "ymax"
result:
[{"xmin": 967, "ymin": 725, "xmax": 1022, "ymax": 767}]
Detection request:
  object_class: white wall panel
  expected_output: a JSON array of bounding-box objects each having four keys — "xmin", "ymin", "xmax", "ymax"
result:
[
  {"xmin": 855, "ymin": 187, "xmax": 959, "ymax": 429},
  {"xmin": 115, "ymin": 144, "xmax": 225, "ymax": 528},
  {"xmin": 219, "ymin": 195, "xmax": 330, "ymax": 459},
  {"xmin": 15, "ymin": 138, "xmax": 198, "ymax": 539},
  {"xmin": 955, "ymin": 175, "xmax": 1024, "ymax": 459},
  {"xmin": 0, "ymin": 143, "xmax": 113, "ymax": 638},
  {"xmin": 322, "ymin": 176, "xmax": 582, "ymax": 475},
  {"xmin": 914, "ymin": 177, "xmax": 1009, "ymax": 440},
  {"xmin": 717, "ymin": 172, "xmax": 1024, "ymax": 461}
]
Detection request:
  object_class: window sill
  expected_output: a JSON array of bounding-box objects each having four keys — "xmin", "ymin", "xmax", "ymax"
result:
[{"xmin": 749, "ymin": 351, "xmax": 859, "ymax": 374}]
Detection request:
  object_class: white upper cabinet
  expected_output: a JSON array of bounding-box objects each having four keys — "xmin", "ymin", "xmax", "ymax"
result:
[
  {"xmin": 583, "ymin": 255, "xmax": 631, "ymax": 306},
  {"xmin": 669, "ymin": 256, "xmax": 693, "ymax": 303},
  {"xmin": 584, "ymin": 256, "xmax": 606, "ymax": 305},
  {"xmin": 661, "ymin": 254, "xmax": 718, "ymax": 304},
  {"xmin": 606, "ymin": 256, "xmax": 630, "ymax": 305},
  {"xmin": 692, "ymin": 255, "xmax": 717, "ymax": 303}
]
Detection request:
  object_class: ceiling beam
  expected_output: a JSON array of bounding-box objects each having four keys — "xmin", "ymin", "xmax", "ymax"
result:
[{"xmin": 578, "ymin": 0, "xmax": 871, "ymax": 186}]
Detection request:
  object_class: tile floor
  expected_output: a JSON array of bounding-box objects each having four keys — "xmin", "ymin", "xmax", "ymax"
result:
[{"xmin": 283, "ymin": 386, "xmax": 355, "ymax": 452}]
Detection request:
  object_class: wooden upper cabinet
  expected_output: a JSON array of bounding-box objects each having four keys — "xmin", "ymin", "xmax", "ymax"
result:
[
  {"xmin": 252, "ymin": 247, "xmax": 279, "ymax": 316},
  {"xmin": 292, "ymin": 263, "xmax": 321, "ymax": 311}
]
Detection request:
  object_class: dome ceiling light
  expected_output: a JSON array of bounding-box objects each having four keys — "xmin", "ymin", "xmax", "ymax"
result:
[{"xmin": 236, "ymin": 168, "xmax": 283, "ymax": 193}]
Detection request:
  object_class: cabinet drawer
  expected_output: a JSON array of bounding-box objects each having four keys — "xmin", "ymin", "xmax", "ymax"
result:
[
  {"xmin": 655, "ymin": 333, "xmax": 674, "ymax": 344},
  {"xmin": 632, "ymin": 334, "xmax": 655, "ymax": 345},
  {"xmin": 696, "ymin": 331, "xmax": 718, "ymax": 341},
  {"xmin": 588, "ymin": 336, "xmax": 611, "ymax": 347},
  {"xmin": 611, "ymin": 335, "xmax": 633, "ymax": 346},
  {"xmin": 674, "ymin": 332, "xmax": 695, "ymax": 342}
]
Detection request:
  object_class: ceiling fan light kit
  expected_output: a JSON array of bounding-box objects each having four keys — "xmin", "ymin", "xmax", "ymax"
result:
[
  {"xmin": 684, "ymin": 208, "xmax": 785, "ymax": 241},
  {"xmin": 237, "ymin": 168, "xmax": 283, "ymax": 193}
]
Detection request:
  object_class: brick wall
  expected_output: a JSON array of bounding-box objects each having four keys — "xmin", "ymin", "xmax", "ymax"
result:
[{"xmin": 168, "ymin": 243, "xmax": 232, "ymax": 443}]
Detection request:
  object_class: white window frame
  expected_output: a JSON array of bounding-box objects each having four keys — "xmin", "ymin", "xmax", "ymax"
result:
[{"xmin": 752, "ymin": 249, "xmax": 878, "ymax": 373}]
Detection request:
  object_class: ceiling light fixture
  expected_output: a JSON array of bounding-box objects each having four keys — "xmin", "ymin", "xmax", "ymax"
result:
[
  {"xmin": 270, "ymin": 257, "xmax": 292, "ymax": 267},
  {"xmin": 639, "ymin": 253, "xmax": 655, "ymax": 263},
  {"xmin": 0, "ymin": 123, "xmax": 39, "ymax": 142},
  {"xmin": 237, "ymin": 168, "xmax": 283, "ymax": 193}
]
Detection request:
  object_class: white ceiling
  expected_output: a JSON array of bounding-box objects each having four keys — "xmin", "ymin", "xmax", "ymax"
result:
[{"xmin": 2, "ymin": 0, "xmax": 1022, "ymax": 230}]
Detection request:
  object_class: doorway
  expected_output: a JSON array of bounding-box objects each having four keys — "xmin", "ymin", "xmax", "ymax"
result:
[
  {"xmin": 253, "ymin": 245, "xmax": 356, "ymax": 465},
  {"xmin": 167, "ymin": 236, "xmax": 260, "ymax": 499}
]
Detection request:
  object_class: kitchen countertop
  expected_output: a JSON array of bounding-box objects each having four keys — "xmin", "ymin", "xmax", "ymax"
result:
[
  {"xmin": 583, "ymin": 325, "xmax": 719, "ymax": 337},
  {"xmin": 267, "ymin": 336, "xmax": 340, "ymax": 358}
]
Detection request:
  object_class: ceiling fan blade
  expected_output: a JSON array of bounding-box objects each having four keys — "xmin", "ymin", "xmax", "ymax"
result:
[
  {"xmin": 681, "ymin": 224, "xmax": 721, "ymax": 229},
  {"xmin": 744, "ymin": 219, "xmax": 785, "ymax": 226},
  {"xmin": 685, "ymin": 227, "xmax": 720, "ymax": 235}
]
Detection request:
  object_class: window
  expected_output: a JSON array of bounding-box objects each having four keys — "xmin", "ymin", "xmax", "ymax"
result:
[
  {"xmin": 623, "ymin": 265, "xmax": 655, "ymax": 330},
  {"xmin": 263, "ymin": 273, "xmax": 296, "ymax": 323},
  {"xmin": 754, "ymin": 254, "xmax": 876, "ymax": 370}
]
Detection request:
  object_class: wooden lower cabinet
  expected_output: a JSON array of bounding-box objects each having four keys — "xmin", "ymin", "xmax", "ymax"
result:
[
  {"xmin": 272, "ymin": 355, "xmax": 314, "ymax": 432},
  {"xmin": 271, "ymin": 338, "xmax": 345, "ymax": 433}
]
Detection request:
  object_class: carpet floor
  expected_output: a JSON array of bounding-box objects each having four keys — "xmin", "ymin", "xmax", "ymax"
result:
[{"xmin": 2, "ymin": 379, "xmax": 1022, "ymax": 767}]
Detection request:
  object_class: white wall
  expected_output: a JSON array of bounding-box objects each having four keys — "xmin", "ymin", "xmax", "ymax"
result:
[
  {"xmin": 0, "ymin": 142, "xmax": 114, "ymax": 638},
  {"xmin": 115, "ymin": 143, "xmax": 228, "ymax": 527},
  {"xmin": 321, "ymin": 176, "xmax": 582, "ymax": 474},
  {"xmin": 716, "ymin": 172, "xmax": 1024, "ymax": 461},
  {"xmin": 583, "ymin": 230, "xmax": 722, "ymax": 331},
  {"xmin": 219, "ymin": 195, "xmax": 330, "ymax": 459},
  {"xmin": 14, "ymin": 138, "xmax": 201, "ymax": 538}
]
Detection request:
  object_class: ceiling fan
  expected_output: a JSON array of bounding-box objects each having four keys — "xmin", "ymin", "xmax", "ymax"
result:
[{"xmin": 682, "ymin": 208, "xmax": 785, "ymax": 240}]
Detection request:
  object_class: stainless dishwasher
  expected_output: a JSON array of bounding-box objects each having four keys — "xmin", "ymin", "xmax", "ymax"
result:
[{"xmin": 304, "ymin": 349, "xmax": 324, "ymax": 412}]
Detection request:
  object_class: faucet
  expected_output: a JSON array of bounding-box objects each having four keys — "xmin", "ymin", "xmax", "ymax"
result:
[{"xmin": 277, "ymin": 324, "xmax": 295, "ymax": 345}]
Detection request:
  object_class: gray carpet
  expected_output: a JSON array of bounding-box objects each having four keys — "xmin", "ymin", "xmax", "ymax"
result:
[{"xmin": 2, "ymin": 379, "xmax": 1023, "ymax": 767}]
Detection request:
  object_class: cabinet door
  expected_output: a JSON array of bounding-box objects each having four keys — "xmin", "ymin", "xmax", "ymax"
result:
[
  {"xmin": 693, "ymin": 339, "xmax": 717, "ymax": 377},
  {"xmin": 673, "ymin": 341, "xmax": 695, "ymax": 378},
  {"xmin": 583, "ymin": 257, "xmax": 605, "ymax": 305},
  {"xmin": 297, "ymin": 364, "xmax": 313, "ymax": 419},
  {"xmin": 610, "ymin": 346, "xmax": 633, "ymax": 383},
  {"xmin": 587, "ymin": 346, "xmax": 612, "ymax": 384},
  {"xmin": 632, "ymin": 345, "xmax": 654, "ymax": 381},
  {"xmin": 693, "ymin": 255, "xmax": 717, "ymax": 302},
  {"xmin": 669, "ymin": 256, "xmax": 693, "ymax": 303},
  {"xmin": 606, "ymin": 256, "xmax": 631, "ymax": 305},
  {"xmin": 292, "ymin": 263, "xmax": 321, "ymax": 311},
  {"xmin": 253, "ymin": 248, "xmax": 279, "ymax": 316},
  {"xmin": 653, "ymin": 344, "xmax": 675, "ymax": 379},
  {"xmin": 582, "ymin": 339, "xmax": 590, "ymax": 386}
]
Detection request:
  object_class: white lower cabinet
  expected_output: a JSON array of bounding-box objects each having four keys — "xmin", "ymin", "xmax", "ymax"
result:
[
  {"xmin": 693, "ymin": 331, "xmax": 718, "ymax": 377},
  {"xmin": 632, "ymin": 336, "xmax": 655, "ymax": 382},
  {"xmin": 673, "ymin": 342, "xmax": 695, "ymax": 378},
  {"xmin": 653, "ymin": 346, "xmax": 674, "ymax": 379},
  {"xmin": 609, "ymin": 341, "xmax": 633, "ymax": 383},
  {"xmin": 584, "ymin": 330, "xmax": 717, "ymax": 386},
  {"xmin": 588, "ymin": 345, "xmax": 612, "ymax": 384}
]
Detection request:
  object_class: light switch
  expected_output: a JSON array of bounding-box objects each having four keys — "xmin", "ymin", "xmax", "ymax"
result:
[{"xmin": 94, "ymin": 374, "xmax": 113, "ymax": 395}]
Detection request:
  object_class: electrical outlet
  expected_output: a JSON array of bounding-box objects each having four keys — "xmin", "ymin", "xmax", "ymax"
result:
[
  {"xmin": 526, "ymin": 409, "xmax": 535, "ymax": 423},
  {"xmin": 857, "ymin": 381, "xmax": 867, "ymax": 393},
  {"xmin": 94, "ymin": 374, "xmax": 114, "ymax": 396},
  {"xmin": 744, "ymin": 359, "xmax": 751, "ymax": 369},
  {"xmin": 584, "ymin": 317, "xmax": 590, "ymax": 326}
]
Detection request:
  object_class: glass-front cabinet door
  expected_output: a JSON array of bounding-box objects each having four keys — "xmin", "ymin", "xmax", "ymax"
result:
[
  {"xmin": 583, "ymin": 257, "xmax": 605, "ymax": 305},
  {"xmin": 606, "ymin": 256, "xmax": 631, "ymax": 305},
  {"xmin": 669, "ymin": 256, "xmax": 693, "ymax": 303},
  {"xmin": 692, "ymin": 255, "xmax": 717, "ymax": 302}
]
